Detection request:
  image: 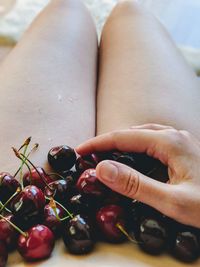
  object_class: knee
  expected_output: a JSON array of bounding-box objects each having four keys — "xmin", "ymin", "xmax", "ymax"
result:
[
  {"xmin": 103, "ymin": 0, "xmax": 160, "ymax": 31},
  {"xmin": 49, "ymin": 0, "xmax": 89, "ymax": 14},
  {"xmin": 107, "ymin": 1, "xmax": 146, "ymax": 23}
]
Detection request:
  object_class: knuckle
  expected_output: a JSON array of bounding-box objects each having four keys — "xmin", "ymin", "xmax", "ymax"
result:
[
  {"xmin": 164, "ymin": 129, "xmax": 184, "ymax": 146},
  {"xmin": 123, "ymin": 170, "xmax": 139, "ymax": 197}
]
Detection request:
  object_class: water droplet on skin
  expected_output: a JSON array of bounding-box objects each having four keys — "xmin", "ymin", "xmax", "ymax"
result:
[{"xmin": 58, "ymin": 94, "xmax": 62, "ymax": 102}]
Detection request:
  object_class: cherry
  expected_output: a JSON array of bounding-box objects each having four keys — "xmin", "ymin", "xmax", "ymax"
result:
[
  {"xmin": 0, "ymin": 172, "xmax": 21, "ymax": 203},
  {"xmin": 43, "ymin": 203, "xmax": 65, "ymax": 237},
  {"xmin": 17, "ymin": 224, "xmax": 55, "ymax": 261},
  {"xmin": 44, "ymin": 179, "xmax": 72, "ymax": 205},
  {"xmin": 138, "ymin": 218, "xmax": 167, "ymax": 255},
  {"xmin": 75, "ymin": 153, "xmax": 100, "ymax": 173},
  {"xmin": 63, "ymin": 214, "xmax": 94, "ymax": 254},
  {"xmin": 48, "ymin": 145, "xmax": 77, "ymax": 172},
  {"xmin": 116, "ymin": 153, "xmax": 136, "ymax": 168},
  {"xmin": 70, "ymin": 194, "xmax": 97, "ymax": 215},
  {"xmin": 0, "ymin": 214, "xmax": 18, "ymax": 250},
  {"xmin": 23, "ymin": 167, "xmax": 54, "ymax": 190},
  {"xmin": 10, "ymin": 185, "xmax": 45, "ymax": 229},
  {"xmin": 97, "ymin": 151, "xmax": 122, "ymax": 161},
  {"xmin": 76, "ymin": 169, "xmax": 108, "ymax": 199},
  {"xmin": 0, "ymin": 241, "xmax": 8, "ymax": 267},
  {"xmin": 172, "ymin": 231, "xmax": 200, "ymax": 262},
  {"xmin": 96, "ymin": 205, "xmax": 126, "ymax": 243}
]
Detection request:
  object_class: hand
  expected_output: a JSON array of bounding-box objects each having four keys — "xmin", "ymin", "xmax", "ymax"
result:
[{"xmin": 76, "ymin": 124, "xmax": 200, "ymax": 228}]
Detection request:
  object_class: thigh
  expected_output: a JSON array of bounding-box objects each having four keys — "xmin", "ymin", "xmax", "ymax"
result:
[
  {"xmin": 97, "ymin": 0, "xmax": 200, "ymax": 136},
  {"xmin": 0, "ymin": 0, "xmax": 97, "ymax": 173}
]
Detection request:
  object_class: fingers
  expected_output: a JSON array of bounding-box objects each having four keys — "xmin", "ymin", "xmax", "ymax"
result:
[
  {"xmin": 76, "ymin": 128, "xmax": 175, "ymax": 165},
  {"xmin": 96, "ymin": 160, "xmax": 176, "ymax": 218},
  {"xmin": 130, "ymin": 123, "xmax": 174, "ymax": 131}
]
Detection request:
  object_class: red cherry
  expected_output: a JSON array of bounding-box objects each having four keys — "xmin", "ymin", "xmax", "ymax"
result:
[
  {"xmin": 44, "ymin": 179, "xmax": 72, "ymax": 205},
  {"xmin": 17, "ymin": 225, "xmax": 55, "ymax": 261},
  {"xmin": 10, "ymin": 185, "xmax": 46, "ymax": 229},
  {"xmin": 76, "ymin": 169, "xmax": 108, "ymax": 198},
  {"xmin": 0, "ymin": 214, "xmax": 18, "ymax": 250},
  {"xmin": 75, "ymin": 153, "xmax": 100, "ymax": 173},
  {"xmin": 43, "ymin": 204, "xmax": 65, "ymax": 237},
  {"xmin": 23, "ymin": 167, "xmax": 54, "ymax": 190},
  {"xmin": 0, "ymin": 241, "xmax": 8, "ymax": 267},
  {"xmin": 96, "ymin": 205, "xmax": 126, "ymax": 243},
  {"xmin": 0, "ymin": 172, "xmax": 21, "ymax": 203}
]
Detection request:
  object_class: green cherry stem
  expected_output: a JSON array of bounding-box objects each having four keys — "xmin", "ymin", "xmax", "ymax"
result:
[
  {"xmin": 45, "ymin": 196, "xmax": 73, "ymax": 219},
  {"xmin": 14, "ymin": 143, "xmax": 39, "ymax": 179},
  {"xmin": 0, "ymin": 201, "xmax": 11, "ymax": 213},
  {"xmin": 116, "ymin": 223, "xmax": 138, "ymax": 244},
  {"xmin": 0, "ymin": 214, "xmax": 27, "ymax": 237},
  {"xmin": 49, "ymin": 198, "xmax": 70, "ymax": 221},
  {"xmin": 12, "ymin": 148, "xmax": 53, "ymax": 191},
  {"xmin": 19, "ymin": 141, "xmax": 30, "ymax": 188},
  {"xmin": 0, "ymin": 187, "xmax": 21, "ymax": 213}
]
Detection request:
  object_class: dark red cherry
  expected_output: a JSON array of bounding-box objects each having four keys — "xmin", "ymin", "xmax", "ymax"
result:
[
  {"xmin": 70, "ymin": 194, "xmax": 98, "ymax": 215},
  {"xmin": 96, "ymin": 205, "xmax": 126, "ymax": 243},
  {"xmin": 44, "ymin": 179, "xmax": 72, "ymax": 205},
  {"xmin": 76, "ymin": 169, "xmax": 108, "ymax": 199},
  {"xmin": 0, "ymin": 172, "xmax": 21, "ymax": 203},
  {"xmin": 138, "ymin": 218, "xmax": 167, "ymax": 255},
  {"xmin": 0, "ymin": 241, "xmax": 8, "ymax": 267},
  {"xmin": 172, "ymin": 231, "xmax": 200, "ymax": 262},
  {"xmin": 116, "ymin": 154, "xmax": 136, "ymax": 168},
  {"xmin": 48, "ymin": 145, "xmax": 77, "ymax": 172},
  {"xmin": 63, "ymin": 170, "xmax": 80, "ymax": 185},
  {"xmin": 10, "ymin": 185, "xmax": 45, "ymax": 229},
  {"xmin": 23, "ymin": 167, "xmax": 54, "ymax": 190},
  {"xmin": 17, "ymin": 224, "xmax": 55, "ymax": 261},
  {"xmin": 0, "ymin": 214, "xmax": 18, "ymax": 250},
  {"xmin": 63, "ymin": 214, "xmax": 94, "ymax": 254},
  {"xmin": 75, "ymin": 153, "xmax": 100, "ymax": 173},
  {"xmin": 43, "ymin": 203, "xmax": 65, "ymax": 237},
  {"xmin": 97, "ymin": 151, "xmax": 122, "ymax": 161}
]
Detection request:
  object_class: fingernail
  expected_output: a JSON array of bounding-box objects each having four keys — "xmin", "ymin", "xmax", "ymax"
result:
[{"xmin": 99, "ymin": 161, "xmax": 118, "ymax": 183}]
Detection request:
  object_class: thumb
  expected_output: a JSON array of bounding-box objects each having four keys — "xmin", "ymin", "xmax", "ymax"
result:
[{"xmin": 96, "ymin": 160, "xmax": 175, "ymax": 217}]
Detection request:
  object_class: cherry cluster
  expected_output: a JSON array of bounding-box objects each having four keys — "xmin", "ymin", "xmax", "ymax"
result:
[{"xmin": 0, "ymin": 139, "xmax": 200, "ymax": 267}]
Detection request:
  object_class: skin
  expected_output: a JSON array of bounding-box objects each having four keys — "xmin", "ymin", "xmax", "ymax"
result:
[
  {"xmin": 0, "ymin": 0, "xmax": 200, "ymax": 228},
  {"xmin": 76, "ymin": 123, "xmax": 200, "ymax": 228},
  {"xmin": 0, "ymin": 0, "xmax": 97, "ymax": 173}
]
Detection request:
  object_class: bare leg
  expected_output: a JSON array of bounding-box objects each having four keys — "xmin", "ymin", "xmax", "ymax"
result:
[
  {"xmin": 0, "ymin": 0, "xmax": 97, "ymax": 173},
  {"xmin": 97, "ymin": 0, "xmax": 200, "ymax": 136}
]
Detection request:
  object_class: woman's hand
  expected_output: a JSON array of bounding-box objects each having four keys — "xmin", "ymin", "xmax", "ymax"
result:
[{"xmin": 76, "ymin": 124, "xmax": 200, "ymax": 228}]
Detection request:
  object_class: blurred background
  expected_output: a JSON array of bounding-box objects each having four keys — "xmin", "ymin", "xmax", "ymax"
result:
[{"xmin": 0, "ymin": 0, "xmax": 200, "ymax": 74}]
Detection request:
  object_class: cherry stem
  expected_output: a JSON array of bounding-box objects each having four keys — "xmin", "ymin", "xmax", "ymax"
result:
[
  {"xmin": 0, "ymin": 201, "xmax": 11, "ymax": 213},
  {"xmin": 49, "ymin": 198, "xmax": 60, "ymax": 221},
  {"xmin": 19, "ymin": 142, "xmax": 30, "ymax": 188},
  {"xmin": 49, "ymin": 198, "xmax": 71, "ymax": 221},
  {"xmin": 18, "ymin": 137, "xmax": 31, "ymax": 152},
  {"xmin": 0, "ymin": 187, "xmax": 21, "ymax": 213},
  {"xmin": 12, "ymin": 148, "xmax": 53, "ymax": 191},
  {"xmin": 116, "ymin": 223, "xmax": 138, "ymax": 244},
  {"xmin": 48, "ymin": 173, "xmax": 65, "ymax": 180},
  {"xmin": 60, "ymin": 216, "xmax": 71, "ymax": 221},
  {"xmin": 45, "ymin": 197, "xmax": 73, "ymax": 219},
  {"xmin": 14, "ymin": 143, "xmax": 38, "ymax": 179},
  {"xmin": 0, "ymin": 214, "xmax": 27, "ymax": 237}
]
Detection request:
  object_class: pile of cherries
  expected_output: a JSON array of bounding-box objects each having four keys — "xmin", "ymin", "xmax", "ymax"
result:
[{"xmin": 0, "ymin": 139, "xmax": 200, "ymax": 267}]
